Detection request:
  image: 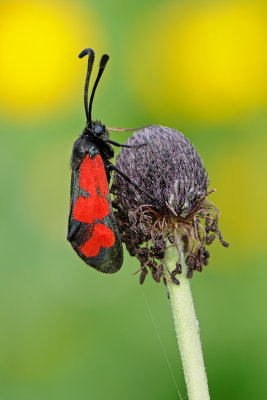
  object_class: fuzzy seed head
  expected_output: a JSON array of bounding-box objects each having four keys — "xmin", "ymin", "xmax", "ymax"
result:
[
  {"xmin": 113, "ymin": 125, "xmax": 209, "ymax": 217},
  {"xmin": 111, "ymin": 125, "xmax": 228, "ymax": 284}
]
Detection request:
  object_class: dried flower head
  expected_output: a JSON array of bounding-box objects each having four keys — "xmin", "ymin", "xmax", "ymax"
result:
[{"xmin": 111, "ymin": 125, "xmax": 228, "ymax": 284}]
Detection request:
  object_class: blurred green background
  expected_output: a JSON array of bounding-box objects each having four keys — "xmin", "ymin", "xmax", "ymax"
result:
[{"xmin": 0, "ymin": 0, "xmax": 266, "ymax": 399}]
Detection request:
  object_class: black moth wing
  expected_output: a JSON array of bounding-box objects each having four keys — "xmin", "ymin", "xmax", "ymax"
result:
[{"xmin": 67, "ymin": 139, "xmax": 123, "ymax": 273}]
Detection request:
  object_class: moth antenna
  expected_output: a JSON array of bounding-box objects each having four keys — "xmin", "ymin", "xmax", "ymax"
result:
[
  {"xmin": 88, "ymin": 54, "xmax": 109, "ymax": 126},
  {"xmin": 79, "ymin": 48, "xmax": 95, "ymax": 124}
]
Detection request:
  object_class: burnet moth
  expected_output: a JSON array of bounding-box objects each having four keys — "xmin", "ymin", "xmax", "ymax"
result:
[{"xmin": 67, "ymin": 48, "xmax": 151, "ymax": 273}]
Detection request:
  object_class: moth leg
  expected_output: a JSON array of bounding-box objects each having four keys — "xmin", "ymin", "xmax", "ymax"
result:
[
  {"xmin": 103, "ymin": 138, "xmax": 147, "ymax": 148},
  {"xmin": 111, "ymin": 164, "xmax": 156, "ymax": 201}
]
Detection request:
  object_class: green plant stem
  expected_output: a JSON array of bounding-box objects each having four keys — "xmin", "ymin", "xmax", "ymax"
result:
[{"xmin": 166, "ymin": 236, "xmax": 210, "ymax": 400}]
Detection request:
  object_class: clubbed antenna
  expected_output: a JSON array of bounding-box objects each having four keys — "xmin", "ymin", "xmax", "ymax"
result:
[
  {"xmin": 88, "ymin": 54, "xmax": 109, "ymax": 126},
  {"xmin": 79, "ymin": 48, "xmax": 95, "ymax": 123}
]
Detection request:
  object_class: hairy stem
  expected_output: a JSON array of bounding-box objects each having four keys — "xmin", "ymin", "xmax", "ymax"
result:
[{"xmin": 165, "ymin": 235, "xmax": 210, "ymax": 400}]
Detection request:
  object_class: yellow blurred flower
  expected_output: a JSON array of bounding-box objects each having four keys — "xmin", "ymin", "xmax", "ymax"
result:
[
  {"xmin": 130, "ymin": 1, "xmax": 266, "ymax": 122},
  {"xmin": 0, "ymin": 0, "xmax": 103, "ymax": 121}
]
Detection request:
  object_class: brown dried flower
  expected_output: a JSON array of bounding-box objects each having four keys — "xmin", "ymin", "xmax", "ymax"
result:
[{"xmin": 111, "ymin": 125, "xmax": 228, "ymax": 284}]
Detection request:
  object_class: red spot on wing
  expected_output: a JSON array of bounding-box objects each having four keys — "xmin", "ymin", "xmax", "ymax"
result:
[
  {"xmin": 79, "ymin": 154, "xmax": 109, "ymax": 195},
  {"xmin": 73, "ymin": 194, "xmax": 110, "ymax": 223},
  {"xmin": 79, "ymin": 224, "xmax": 115, "ymax": 258},
  {"xmin": 73, "ymin": 154, "xmax": 110, "ymax": 224}
]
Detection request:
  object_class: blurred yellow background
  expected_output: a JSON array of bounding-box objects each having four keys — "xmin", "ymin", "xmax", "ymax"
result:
[{"xmin": 0, "ymin": 0, "xmax": 266, "ymax": 399}]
